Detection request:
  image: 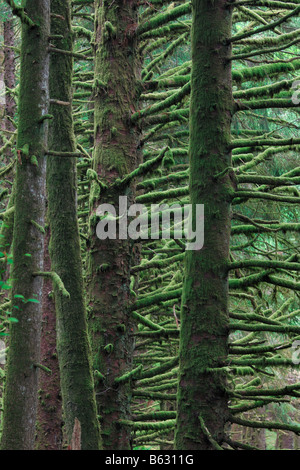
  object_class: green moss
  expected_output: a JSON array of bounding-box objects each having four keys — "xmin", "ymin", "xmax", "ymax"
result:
[
  {"xmin": 0, "ymin": 0, "xmax": 50, "ymax": 451},
  {"xmin": 95, "ymin": 263, "xmax": 110, "ymax": 274},
  {"xmin": 104, "ymin": 21, "xmax": 116, "ymax": 38},
  {"xmin": 175, "ymin": 0, "xmax": 232, "ymax": 451},
  {"xmin": 89, "ymin": 181, "xmax": 101, "ymax": 206},
  {"xmin": 30, "ymin": 219, "xmax": 45, "ymax": 234},
  {"xmin": 46, "ymin": 0, "xmax": 101, "ymax": 451},
  {"xmin": 30, "ymin": 155, "xmax": 38, "ymax": 166}
]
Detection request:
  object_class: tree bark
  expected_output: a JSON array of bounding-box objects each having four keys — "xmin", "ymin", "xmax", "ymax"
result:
[
  {"xmin": 3, "ymin": 14, "xmax": 17, "ymax": 145},
  {"xmin": 35, "ymin": 228, "xmax": 63, "ymax": 450},
  {"xmin": 175, "ymin": 0, "xmax": 234, "ymax": 450},
  {"xmin": 46, "ymin": 0, "xmax": 101, "ymax": 450},
  {"xmin": 0, "ymin": 0, "xmax": 50, "ymax": 450},
  {"xmin": 86, "ymin": 0, "xmax": 142, "ymax": 450},
  {"xmin": 0, "ymin": 12, "xmax": 16, "ymax": 287}
]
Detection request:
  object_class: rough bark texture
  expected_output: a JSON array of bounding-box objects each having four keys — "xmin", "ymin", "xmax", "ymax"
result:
[
  {"xmin": 1, "ymin": 13, "xmax": 16, "ymax": 201},
  {"xmin": 0, "ymin": 23, "xmax": 5, "ymax": 144},
  {"xmin": 3, "ymin": 15, "xmax": 17, "ymax": 144},
  {"xmin": 0, "ymin": 0, "xmax": 50, "ymax": 450},
  {"xmin": 47, "ymin": 0, "xmax": 101, "ymax": 450},
  {"xmin": 0, "ymin": 13, "xmax": 16, "ymax": 284},
  {"xmin": 86, "ymin": 0, "xmax": 141, "ymax": 450},
  {"xmin": 35, "ymin": 228, "xmax": 63, "ymax": 450},
  {"xmin": 175, "ymin": 0, "xmax": 233, "ymax": 450}
]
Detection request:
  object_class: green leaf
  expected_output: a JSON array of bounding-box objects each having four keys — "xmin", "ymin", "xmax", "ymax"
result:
[
  {"xmin": 2, "ymin": 284, "xmax": 11, "ymax": 290},
  {"xmin": 14, "ymin": 294, "xmax": 25, "ymax": 300},
  {"xmin": 26, "ymin": 298, "xmax": 40, "ymax": 304},
  {"xmin": 8, "ymin": 317, "xmax": 18, "ymax": 323}
]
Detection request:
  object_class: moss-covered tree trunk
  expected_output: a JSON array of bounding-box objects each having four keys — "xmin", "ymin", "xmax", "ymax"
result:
[
  {"xmin": 46, "ymin": 0, "xmax": 101, "ymax": 450},
  {"xmin": 175, "ymin": 0, "xmax": 234, "ymax": 450},
  {"xmin": 86, "ymin": 0, "xmax": 141, "ymax": 450},
  {"xmin": 0, "ymin": 0, "xmax": 50, "ymax": 450}
]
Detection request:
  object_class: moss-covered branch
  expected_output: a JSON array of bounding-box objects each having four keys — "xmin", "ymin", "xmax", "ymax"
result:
[
  {"xmin": 112, "ymin": 147, "xmax": 169, "ymax": 189},
  {"xmin": 199, "ymin": 415, "xmax": 224, "ymax": 451},
  {"xmin": 229, "ymin": 321, "xmax": 300, "ymax": 334},
  {"xmin": 231, "ymin": 136, "xmax": 300, "ymax": 149},
  {"xmin": 230, "ymin": 6, "xmax": 300, "ymax": 43},
  {"xmin": 132, "ymin": 82, "xmax": 190, "ymax": 123},
  {"xmin": 114, "ymin": 364, "xmax": 143, "ymax": 385},
  {"xmin": 231, "ymin": 222, "xmax": 300, "ymax": 235},
  {"xmin": 137, "ymin": 3, "xmax": 191, "ymax": 35},
  {"xmin": 32, "ymin": 271, "xmax": 70, "ymax": 298},
  {"xmin": 233, "ymin": 190, "xmax": 300, "ymax": 205},
  {"xmin": 131, "ymin": 288, "xmax": 182, "ymax": 311},
  {"xmin": 229, "ymin": 259, "xmax": 300, "ymax": 272},
  {"xmin": 120, "ymin": 419, "xmax": 176, "ymax": 431},
  {"xmin": 229, "ymin": 416, "xmax": 300, "ymax": 435},
  {"xmin": 4, "ymin": 0, "xmax": 35, "ymax": 27}
]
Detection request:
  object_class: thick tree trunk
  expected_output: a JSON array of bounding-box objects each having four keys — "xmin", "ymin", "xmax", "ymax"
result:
[
  {"xmin": 0, "ymin": 0, "xmax": 50, "ymax": 450},
  {"xmin": 175, "ymin": 0, "xmax": 233, "ymax": 450},
  {"xmin": 46, "ymin": 0, "xmax": 101, "ymax": 450},
  {"xmin": 86, "ymin": 0, "xmax": 141, "ymax": 450}
]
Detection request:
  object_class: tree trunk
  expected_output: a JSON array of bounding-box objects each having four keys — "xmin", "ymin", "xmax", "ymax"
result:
[
  {"xmin": 3, "ymin": 13, "xmax": 17, "ymax": 150},
  {"xmin": 86, "ymin": 0, "xmax": 141, "ymax": 450},
  {"xmin": 175, "ymin": 0, "xmax": 233, "ymax": 450},
  {"xmin": 0, "ymin": 0, "xmax": 50, "ymax": 450},
  {"xmin": 46, "ymin": 0, "xmax": 101, "ymax": 450},
  {"xmin": 0, "ymin": 13, "xmax": 16, "ymax": 291},
  {"xmin": 35, "ymin": 227, "xmax": 63, "ymax": 450}
]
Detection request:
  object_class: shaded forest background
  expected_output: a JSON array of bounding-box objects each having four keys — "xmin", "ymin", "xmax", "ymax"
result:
[{"xmin": 0, "ymin": 0, "xmax": 300, "ymax": 451}]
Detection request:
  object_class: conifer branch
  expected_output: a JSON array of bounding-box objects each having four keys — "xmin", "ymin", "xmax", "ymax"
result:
[
  {"xmin": 32, "ymin": 272, "xmax": 70, "ymax": 298},
  {"xmin": 4, "ymin": 0, "xmax": 35, "ymax": 27},
  {"xmin": 137, "ymin": 3, "xmax": 191, "ymax": 36},
  {"xmin": 199, "ymin": 415, "xmax": 224, "ymax": 451},
  {"xmin": 230, "ymin": 6, "xmax": 300, "ymax": 43},
  {"xmin": 229, "ymin": 415, "xmax": 300, "ymax": 435}
]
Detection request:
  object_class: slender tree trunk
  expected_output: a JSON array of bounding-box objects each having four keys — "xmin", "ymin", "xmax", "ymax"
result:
[
  {"xmin": 175, "ymin": 0, "xmax": 234, "ymax": 450},
  {"xmin": 3, "ymin": 13, "xmax": 16, "ymax": 150},
  {"xmin": 0, "ymin": 0, "xmax": 50, "ymax": 450},
  {"xmin": 0, "ymin": 25, "xmax": 5, "ymax": 144},
  {"xmin": 35, "ymin": 227, "xmax": 63, "ymax": 450},
  {"xmin": 0, "ymin": 11, "xmax": 16, "ymax": 279},
  {"xmin": 46, "ymin": 0, "xmax": 101, "ymax": 450},
  {"xmin": 86, "ymin": 0, "xmax": 141, "ymax": 450}
]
